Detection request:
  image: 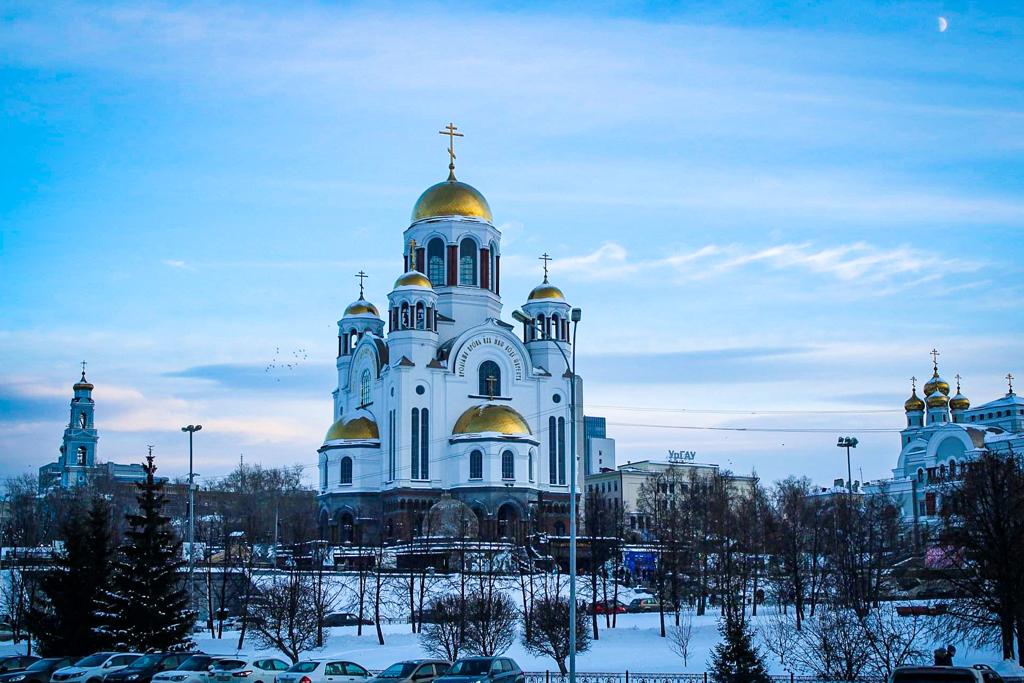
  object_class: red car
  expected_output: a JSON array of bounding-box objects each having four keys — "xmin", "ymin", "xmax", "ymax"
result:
[{"xmin": 590, "ymin": 600, "xmax": 627, "ymax": 614}]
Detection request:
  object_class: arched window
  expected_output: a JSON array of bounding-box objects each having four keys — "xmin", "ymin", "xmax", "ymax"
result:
[
  {"xmin": 557, "ymin": 416, "xmax": 567, "ymax": 485},
  {"xmin": 917, "ymin": 468, "xmax": 924, "ymax": 483},
  {"xmin": 79, "ymin": 412, "xmax": 87, "ymax": 428},
  {"xmin": 551, "ymin": 314, "xmax": 560, "ymax": 341},
  {"xmin": 459, "ymin": 238, "xmax": 477, "ymax": 286},
  {"xmin": 360, "ymin": 369, "xmax": 372, "ymax": 406},
  {"xmin": 415, "ymin": 302, "xmax": 425, "ymax": 330},
  {"xmin": 537, "ymin": 314, "xmax": 547, "ymax": 339},
  {"xmin": 400, "ymin": 302, "xmax": 410, "ymax": 329},
  {"xmin": 489, "ymin": 241, "xmax": 498, "ymax": 291},
  {"xmin": 470, "ymin": 450, "xmax": 483, "ymax": 480},
  {"xmin": 949, "ymin": 460, "xmax": 957, "ymax": 478},
  {"xmin": 427, "ymin": 238, "xmax": 446, "ymax": 286},
  {"xmin": 76, "ymin": 446, "xmax": 87, "ymax": 465},
  {"xmin": 479, "ymin": 360, "xmax": 501, "ymax": 397},
  {"xmin": 548, "ymin": 416, "xmax": 558, "ymax": 483},
  {"xmin": 339, "ymin": 457, "xmax": 353, "ymax": 485},
  {"xmin": 321, "ymin": 462, "xmax": 327, "ymax": 489},
  {"xmin": 420, "ymin": 408, "xmax": 429, "ymax": 480},
  {"xmin": 502, "ymin": 450, "xmax": 515, "ymax": 480},
  {"xmin": 528, "ymin": 450, "xmax": 534, "ymax": 482},
  {"xmin": 411, "ymin": 408, "xmax": 420, "ymax": 480}
]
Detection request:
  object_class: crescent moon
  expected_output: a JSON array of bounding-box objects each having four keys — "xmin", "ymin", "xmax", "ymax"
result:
[{"xmin": 938, "ymin": 16, "xmax": 948, "ymax": 32}]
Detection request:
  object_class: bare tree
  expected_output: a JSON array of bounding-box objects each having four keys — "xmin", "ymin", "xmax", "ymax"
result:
[
  {"xmin": 787, "ymin": 606, "xmax": 872, "ymax": 681},
  {"xmin": 248, "ymin": 568, "xmax": 319, "ymax": 663},
  {"xmin": 860, "ymin": 606, "xmax": 929, "ymax": 679},
  {"xmin": 419, "ymin": 594, "xmax": 466, "ymax": 661},
  {"xmin": 668, "ymin": 608, "xmax": 694, "ymax": 667},
  {"xmin": 464, "ymin": 560, "xmax": 517, "ymax": 657},
  {"xmin": 522, "ymin": 595, "xmax": 590, "ymax": 674}
]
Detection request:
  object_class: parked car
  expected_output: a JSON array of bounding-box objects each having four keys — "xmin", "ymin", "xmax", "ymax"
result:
[
  {"xmin": 0, "ymin": 657, "xmax": 38, "ymax": 674},
  {"xmin": 626, "ymin": 597, "xmax": 664, "ymax": 613},
  {"xmin": 275, "ymin": 660, "xmax": 371, "ymax": 683},
  {"xmin": 0, "ymin": 657, "xmax": 73, "ymax": 683},
  {"xmin": 434, "ymin": 658, "xmax": 523, "ymax": 683},
  {"xmin": 321, "ymin": 613, "xmax": 373, "ymax": 628},
  {"xmin": 209, "ymin": 658, "xmax": 289, "ymax": 683},
  {"xmin": 103, "ymin": 654, "xmax": 192, "ymax": 683},
  {"xmin": 590, "ymin": 600, "xmax": 626, "ymax": 615},
  {"xmin": 151, "ymin": 655, "xmax": 224, "ymax": 683},
  {"xmin": 369, "ymin": 660, "xmax": 450, "ymax": 683},
  {"xmin": 889, "ymin": 665, "xmax": 1003, "ymax": 682},
  {"xmin": 52, "ymin": 653, "xmax": 141, "ymax": 683}
]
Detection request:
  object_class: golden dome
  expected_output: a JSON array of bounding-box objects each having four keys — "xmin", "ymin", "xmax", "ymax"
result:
[
  {"xmin": 344, "ymin": 298, "xmax": 379, "ymax": 317},
  {"xmin": 73, "ymin": 371, "xmax": 93, "ymax": 391},
  {"xmin": 394, "ymin": 271, "xmax": 433, "ymax": 289},
  {"xmin": 452, "ymin": 404, "xmax": 532, "ymax": 436},
  {"xmin": 324, "ymin": 415, "xmax": 380, "ymax": 442},
  {"xmin": 924, "ymin": 372, "xmax": 950, "ymax": 397},
  {"xmin": 926, "ymin": 392, "xmax": 949, "ymax": 408},
  {"xmin": 904, "ymin": 391, "xmax": 925, "ymax": 412},
  {"xmin": 950, "ymin": 393, "xmax": 970, "ymax": 411},
  {"xmin": 527, "ymin": 283, "xmax": 565, "ymax": 301},
  {"xmin": 412, "ymin": 179, "xmax": 493, "ymax": 223}
]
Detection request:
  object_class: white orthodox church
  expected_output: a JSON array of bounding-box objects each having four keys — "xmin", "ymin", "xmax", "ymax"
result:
[
  {"xmin": 316, "ymin": 130, "xmax": 581, "ymax": 544},
  {"xmin": 865, "ymin": 352, "xmax": 1023, "ymax": 535}
]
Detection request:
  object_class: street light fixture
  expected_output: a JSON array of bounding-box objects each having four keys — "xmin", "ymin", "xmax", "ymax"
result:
[
  {"xmin": 181, "ymin": 424, "xmax": 202, "ymax": 607},
  {"xmin": 837, "ymin": 436, "xmax": 858, "ymax": 496},
  {"xmin": 514, "ymin": 305, "xmax": 582, "ymax": 683}
]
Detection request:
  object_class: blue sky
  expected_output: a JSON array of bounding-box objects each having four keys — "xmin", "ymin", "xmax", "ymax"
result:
[{"xmin": 1, "ymin": 0, "xmax": 1022, "ymax": 488}]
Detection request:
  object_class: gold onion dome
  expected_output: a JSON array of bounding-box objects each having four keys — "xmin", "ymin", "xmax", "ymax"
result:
[
  {"xmin": 904, "ymin": 391, "xmax": 925, "ymax": 412},
  {"xmin": 926, "ymin": 391, "xmax": 949, "ymax": 408},
  {"xmin": 394, "ymin": 271, "xmax": 433, "ymax": 289},
  {"xmin": 528, "ymin": 283, "xmax": 566, "ymax": 301},
  {"xmin": 950, "ymin": 393, "xmax": 970, "ymax": 410},
  {"xmin": 344, "ymin": 298, "xmax": 379, "ymax": 317},
  {"xmin": 73, "ymin": 370, "xmax": 93, "ymax": 391},
  {"xmin": 324, "ymin": 414, "xmax": 380, "ymax": 443},
  {"xmin": 924, "ymin": 372, "xmax": 950, "ymax": 397},
  {"xmin": 452, "ymin": 404, "xmax": 532, "ymax": 436},
  {"xmin": 411, "ymin": 178, "xmax": 493, "ymax": 223}
]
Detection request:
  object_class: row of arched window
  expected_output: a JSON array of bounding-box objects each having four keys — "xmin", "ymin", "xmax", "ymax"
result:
[
  {"xmin": 420, "ymin": 237, "xmax": 499, "ymax": 292},
  {"xmin": 411, "ymin": 408, "xmax": 429, "ymax": 480},
  {"xmin": 390, "ymin": 302, "xmax": 437, "ymax": 333},
  {"xmin": 468, "ymin": 449, "xmax": 534, "ymax": 482},
  {"xmin": 549, "ymin": 416, "xmax": 567, "ymax": 485},
  {"xmin": 321, "ymin": 456, "xmax": 354, "ymax": 489},
  {"xmin": 524, "ymin": 313, "xmax": 569, "ymax": 342},
  {"xmin": 917, "ymin": 459, "xmax": 959, "ymax": 484}
]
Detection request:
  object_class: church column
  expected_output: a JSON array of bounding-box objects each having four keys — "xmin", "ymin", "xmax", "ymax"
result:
[
  {"xmin": 480, "ymin": 247, "xmax": 490, "ymax": 292},
  {"xmin": 495, "ymin": 255, "xmax": 500, "ymax": 295},
  {"xmin": 447, "ymin": 244, "xmax": 458, "ymax": 286}
]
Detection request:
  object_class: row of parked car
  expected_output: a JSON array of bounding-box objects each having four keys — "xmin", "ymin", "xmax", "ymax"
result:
[{"xmin": 0, "ymin": 653, "xmax": 526, "ymax": 683}]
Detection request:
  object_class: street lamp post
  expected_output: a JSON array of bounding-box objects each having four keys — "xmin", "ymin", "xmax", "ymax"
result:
[
  {"xmin": 837, "ymin": 436, "xmax": 859, "ymax": 497},
  {"xmin": 181, "ymin": 424, "xmax": 202, "ymax": 607},
  {"xmin": 514, "ymin": 305, "xmax": 582, "ymax": 682}
]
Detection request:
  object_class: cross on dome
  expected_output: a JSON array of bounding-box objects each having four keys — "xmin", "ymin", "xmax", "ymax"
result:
[
  {"xmin": 930, "ymin": 348, "xmax": 940, "ymax": 372},
  {"xmin": 355, "ymin": 270, "xmax": 368, "ymax": 298},
  {"xmin": 439, "ymin": 122, "xmax": 464, "ymax": 180},
  {"xmin": 1008, "ymin": 372, "xmax": 1015, "ymax": 395},
  {"xmin": 955, "ymin": 373, "xmax": 962, "ymax": 391},
  {"xmin": 80, "ymin": 360, "xmax": 88, "ymax": 380},
  {"xmin": 539, "ymin": 253, "xmax": 552, "ymax": 283},
  {"xmin": 910, "ymin": 376, "xmax": 917, "ymax": 391}
]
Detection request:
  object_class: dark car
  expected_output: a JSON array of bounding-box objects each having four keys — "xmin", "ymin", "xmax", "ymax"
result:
[
  {"xmin": 435, "ymin": 658, "xmax": 523, "ymax": 683},
  {"xmin": 322, "ymin": 612, "xmax": 374, "ymax": 627},
  {"xmin": 0, "ymin": 657, "xmax": 73, "ymax": 683},
  {"xmin": 0, "ymin": 658, "xmax": 38, "ymax": 675},
  {"xmin": 626, "ymin": 597, "xmax": 665, "ymax": 613},
  {"xmin": 103, "ymin": 654, "xmax": 192, "ymax": 683}
]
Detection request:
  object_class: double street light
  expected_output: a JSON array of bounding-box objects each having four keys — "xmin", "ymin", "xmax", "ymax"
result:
[
  {"xmin": 514, "ymin": 306, "xmax": 582, "ymax": 683},
  {"xmin": 837, "ymin": 436, "xmax": 858, "ymax": 497},
  {"xmin": 181, "ymin": 424, "xmax": 202, "ymax": 606}
]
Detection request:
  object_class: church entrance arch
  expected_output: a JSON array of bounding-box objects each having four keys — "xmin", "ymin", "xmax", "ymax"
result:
[{"xmin": 497, "ymin": 502, "xmax": 520, "ymax": 542}]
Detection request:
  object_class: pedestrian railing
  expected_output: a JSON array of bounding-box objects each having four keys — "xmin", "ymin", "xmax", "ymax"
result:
[{"xmin": 524, "ymin": 673, "xmax": 1024, "ymax": 683}]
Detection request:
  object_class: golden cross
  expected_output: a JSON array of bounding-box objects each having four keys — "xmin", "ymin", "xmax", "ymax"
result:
[
  {"xmin": 954, "ymin": 373, "xmax": 962, "ymax": 392},
  {"xmin": 408, "ymin": 239, "xmax": 417, "ymax": 271},
  {"xmin": 539, "ymin": 253, "xmax": 552, "ymax": 283},
  {"xmin": 930, "ymin": 348, "xmax": 940, "ymax": 370},
  {"xmin": 439, "ymin": 122, "xmax": 464, "ymax": 179},
  {"xmin": 355, "ymin": 270, "xmax": 368, "ymax": 298},
  {"xmin": 80, "ymin": 360, "xmax": 87, "ymax": 378},
  {"xmin": 1008, "ymin": 372, "xmax": 1015, "ymax": 394},
  {"xmin": 485, "ymin": 374, "xmax": 498, "ymax": 399},
  {"xmin": 910, "ymin": 376, "xmax": 917, "ymax": 391}
]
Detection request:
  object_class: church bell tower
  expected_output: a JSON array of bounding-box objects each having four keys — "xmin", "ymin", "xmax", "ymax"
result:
[{"xmin": 61, "ymin": 364, "xmax": 99, "ymax": 487}]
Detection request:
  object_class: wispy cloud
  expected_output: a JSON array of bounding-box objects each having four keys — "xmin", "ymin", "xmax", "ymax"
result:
[{"xmin": 162, "ymin": 259, "xmax": 194, "ymax": 270}]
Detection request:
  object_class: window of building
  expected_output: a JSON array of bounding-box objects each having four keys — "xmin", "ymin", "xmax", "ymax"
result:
[
  {"xmin": 548, "ymin": 416, "xmax": 558, "ymax": 483},
  {"xmin": 470, "ymin": 450, "xmax": 483, "ymax": 480},
  {"xmin": 79, "ymin": 412, "xmax": 87, "ymax": 428},
  {"xmin": 420, "ymin": 408, "xmax": 429, "ymax": 480},
  {"xmin": 427, "ymin": 238, "xmax": 445, "ymax": 286},
  {"xmin": 411, "ymin": 408, "xmax": 420, "ymax": 480},
  {"xmin": 502, "ymin": 450, "xmax": 515, "ymax": 479},
  {"xmin": 340, "ymin": 457, "xmax": 353, "ymax": 485},
  {"xmin": 479, "ymin": 360, "xmax": 501, "ymax": 397},
  {"xmin": 321, "ymin": 462, "xmax": 327, "ymax": 489},
  {"xmin": 389, "ymin": 410, "xmax": 395, "ymax": 481},
  {"xmin": 528, "ymin": 450, "xmax": 534, "ymax": 482},
  {"xmin": 489, "ymin": 241, "xmax": 498, "ymax": 291},
  {"xmin": 76, "ymin": 446, "xmax": 87, "ymax": 465},
  {"xmin": 557, "ymin": 417, "xmax": 566, "ymax": 485},
  {"xmin": 360, "ymin": 369, "xmax": 372, "ymax": 406},
  {"xmin": 459, "ymin": 238, "xmax": 477, "ymax": 285}
]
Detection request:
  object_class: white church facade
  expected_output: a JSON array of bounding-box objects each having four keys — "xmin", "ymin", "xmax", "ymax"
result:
[{"xmin": 316, "ymin": 129, "xmax": 581, "ymax": 544}]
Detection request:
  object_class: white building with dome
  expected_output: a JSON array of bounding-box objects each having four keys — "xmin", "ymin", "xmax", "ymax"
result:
[
  {"xmin": 865, "ymin": 354, "xmax": 1023, "ymax": 536},
  {"xmin": 316, "ymin": 136, "xmax": 582, "ymax": 545}
]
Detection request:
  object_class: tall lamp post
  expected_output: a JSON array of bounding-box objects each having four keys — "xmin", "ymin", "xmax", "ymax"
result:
[
  {"xmin": 514, "ymin": 306, "xmax": 582, "ymax": 682},
  {"xmin": 836, "ymin": 436, "xmax": 859, "ymax": 497},
  {"xmin": 181, "ymin": 424, "xmax": 202, "ymax": 607}
]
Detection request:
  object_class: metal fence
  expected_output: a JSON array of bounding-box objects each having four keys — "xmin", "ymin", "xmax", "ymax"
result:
[{"xmin": 524, "ymin": 672, "xmax": 1024, "ymax": 683}]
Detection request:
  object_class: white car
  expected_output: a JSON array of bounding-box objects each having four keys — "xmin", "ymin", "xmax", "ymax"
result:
[
  {"xmin": 151, "ymin": 656, "xmax": 225, "ymax": 683},
  {"xmin": 275, "ymin": 660, "xmax": 370, "ymax": 683},
  {"xmin": 51, "ymin": 654, "xmax": 141, "ymax": 683},
  {"xmin": 209, "ymin": 658, "xmax": 289, "ymax": 683}
]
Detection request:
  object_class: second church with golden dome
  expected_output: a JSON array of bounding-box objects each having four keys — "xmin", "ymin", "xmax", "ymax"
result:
[{"xmin": 317, "ymin": 127, "xmax": 580, "ymax": 544}]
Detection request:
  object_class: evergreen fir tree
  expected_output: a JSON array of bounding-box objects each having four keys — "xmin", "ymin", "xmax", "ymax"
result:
[
  {"xmin": 709, "ymin": 612, "xmax": 771, "ymax": 683},
  {"xmin": 29, "ymin": 496, "xmax": 115, "ymax": 655},
  {"xmin": 101, "ymin": 453, "xmax": 193, "ymax": 651}
]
